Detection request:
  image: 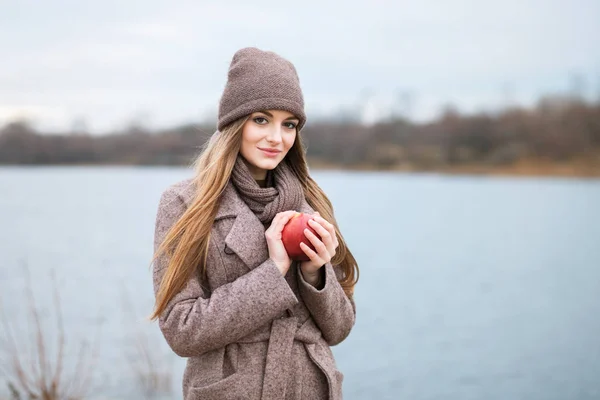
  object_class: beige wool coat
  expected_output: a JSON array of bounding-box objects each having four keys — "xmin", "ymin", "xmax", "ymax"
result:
[{"xmin": 153, "ymin": 178, "xmax": 356, "ymax": 400}]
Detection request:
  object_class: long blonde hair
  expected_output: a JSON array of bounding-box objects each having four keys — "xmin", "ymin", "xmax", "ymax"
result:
[{"xmin": 150, "ymin": 117, "xmax": 359, "ymax": 321}]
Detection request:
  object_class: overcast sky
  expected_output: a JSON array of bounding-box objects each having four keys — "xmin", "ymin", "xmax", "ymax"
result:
[{"xmin": 1, "ymin": 0, "xmax": 599, "ymax": 133}]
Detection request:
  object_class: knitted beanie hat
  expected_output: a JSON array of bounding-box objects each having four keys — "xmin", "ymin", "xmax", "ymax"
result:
[{"xmin": 217, "ymin": 47, "xmax": 306, "ymax": 132}]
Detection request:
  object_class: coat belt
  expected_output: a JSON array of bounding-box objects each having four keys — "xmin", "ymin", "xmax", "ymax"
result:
[{"xmin": 240, "ymin": 315, "xmax": 322, "ymax": 400}]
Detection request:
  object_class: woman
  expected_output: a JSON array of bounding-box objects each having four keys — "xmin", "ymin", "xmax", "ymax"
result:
[{"xmin": 150, "ymin": 47, "xmax": 359, "ymax": 400}]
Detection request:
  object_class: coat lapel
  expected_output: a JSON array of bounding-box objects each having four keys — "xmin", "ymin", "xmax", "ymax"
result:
[
  {"xmin": 180, "ymin": 179, "xmax": 314, "ymax": 273},
  {"xmin": 216, "ymin": 182, "xmax": 270, "ymax": 271},
  {"xmin": 219, "ymin": 191, "xmax": 317, "ymax": 272}
]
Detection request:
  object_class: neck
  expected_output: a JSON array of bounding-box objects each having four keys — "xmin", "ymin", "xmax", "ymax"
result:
[
  {"xmin": 242, "ymin": 158, "xmax": 267, "ymax": 180},
  {"xmin": 256, "ymin": 178, "xmax": 268, "ymax": 188}
]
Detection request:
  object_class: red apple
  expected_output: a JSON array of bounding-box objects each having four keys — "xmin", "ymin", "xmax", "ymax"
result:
[{"xmin": 281, "ymin": 212, "xmax": 320, "ymax": 261}]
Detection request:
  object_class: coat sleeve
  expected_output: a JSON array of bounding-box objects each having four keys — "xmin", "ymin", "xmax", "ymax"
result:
[
  {"xmin": 152, "ymin": 187, "xmax": 299, "ymax": 358},
  {"xmin": 297, "ymin": 262, "xmax": 356, "ymax": 346}
]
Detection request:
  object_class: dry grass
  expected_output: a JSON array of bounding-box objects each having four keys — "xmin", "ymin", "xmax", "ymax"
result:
[
  {"xmin": 120, "ymin": 285, "xmax": 173, "ymax": 399},
  {"xmin": 1, "ymin": 264, "xmax": 175, "ymax": 399},
  {"xmin": 0, "ymin": 265, "xmax": 101, "ymax": 400}
]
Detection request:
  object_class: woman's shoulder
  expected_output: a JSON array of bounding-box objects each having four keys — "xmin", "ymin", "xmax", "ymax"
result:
[{"xmin": 158, "ymin": 177, "xmax": 196, "ymax": 210}]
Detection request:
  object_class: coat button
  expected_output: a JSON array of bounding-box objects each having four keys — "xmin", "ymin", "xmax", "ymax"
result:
[{"xmin": 224, "ymin": 244, "xmax": 235, "ymax": 255}]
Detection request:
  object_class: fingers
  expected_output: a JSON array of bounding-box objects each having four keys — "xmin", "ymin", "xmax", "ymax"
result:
[
  {"xmin": 300, "ymin": 242, "xmax": 323, "ymax": 265},
  {"xmin": 304, "ymin": 228, "xmax": 328, "ymax": 254},
  {"xmin": 301, "ymin": 211, "xmax": 339, "ymax": 268},
  {"xmin": 266, "ymin": 211, "xmax": 298, "ymax": 239},
  {"xmin": 303, "ymin": 228, "xmax": 335, "ymax": 267},
  {"xmin": 307, "ymin": 219, "xmax": 333, "ymax": 249},
  {"xmin": 276, "ymin": 210, "xmax": 297, "ymax": 227},
  {"xmin": 310, "ymin": 215, "xmax": 339, "ymax": 248},
  {"xmin": 278, "ymin": 210, "xmax": 299, "ymax": 220},
  {"xmin": 312, "ymin": 215, "xmax": 334, "ymax": 232}
]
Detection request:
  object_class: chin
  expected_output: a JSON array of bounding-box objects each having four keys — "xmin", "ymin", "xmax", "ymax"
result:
[{"xmin": 254, "ymin": 158, "xmax": 282, "ymax": 170}]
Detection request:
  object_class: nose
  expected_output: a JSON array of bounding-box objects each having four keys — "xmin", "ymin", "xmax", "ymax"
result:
[{"xmin": 266, "ymin": 124, "xmax": 283, "ymax": 144}]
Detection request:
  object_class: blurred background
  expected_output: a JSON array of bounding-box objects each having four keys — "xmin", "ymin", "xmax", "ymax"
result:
[{"xmin": 1, "ymin": 1, "xmax": 599, "ymax": 399}]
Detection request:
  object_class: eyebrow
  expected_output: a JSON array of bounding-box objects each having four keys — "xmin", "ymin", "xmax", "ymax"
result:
[{"xmin": 256, "ymin": 110, "xmax": 299, "ymax": 121}]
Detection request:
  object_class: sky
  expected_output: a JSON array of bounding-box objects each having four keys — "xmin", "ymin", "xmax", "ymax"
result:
[{"xmin": 1, "ymin": 0, "xmax": 599, "ymax": 134}]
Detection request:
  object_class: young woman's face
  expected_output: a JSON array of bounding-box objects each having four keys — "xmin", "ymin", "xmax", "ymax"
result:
[{"xmin": 239, "ymin": 109, "xmax": 299, "ymax": 180}]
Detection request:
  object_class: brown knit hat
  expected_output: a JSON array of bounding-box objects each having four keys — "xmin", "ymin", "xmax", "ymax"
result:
[{"xmin": 217, "ymin": 47, "xmax": 306, "ymax": 132}]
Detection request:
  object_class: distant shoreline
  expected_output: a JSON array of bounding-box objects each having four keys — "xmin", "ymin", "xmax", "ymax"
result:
[
  {"xmin": 2, "ymin": 159, "xmax": 599, "ymax": 179},
  {"xmin": 308, "ymin": 157, "xmax": 600, "ymax": 178},
  {"xmin": 2, "ymin": 99, "xmax": 599, "ymax": 180}
]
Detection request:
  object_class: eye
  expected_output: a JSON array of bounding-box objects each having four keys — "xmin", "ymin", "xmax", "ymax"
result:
[
  {"xmin": 253, "ymin": 116, "xmax": 268, "ymax": 125},
  {"xmin": 284, "ymin": 121, "xmax": 297, "ymax": 130}
]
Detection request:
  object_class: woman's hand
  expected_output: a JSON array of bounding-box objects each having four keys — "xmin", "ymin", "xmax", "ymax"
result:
[
  {"xmin": 265, "ymin": 210, "xmax": 298, "ymax": 275},
  {"xmin": 299, "ymin": 212, "xmax": 339, "ymax": 283}
]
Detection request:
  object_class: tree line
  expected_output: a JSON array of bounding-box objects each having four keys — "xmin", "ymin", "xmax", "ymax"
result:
[{"xmin": 1, "ymin": 95, "xmax": 599, "ymax": 174}]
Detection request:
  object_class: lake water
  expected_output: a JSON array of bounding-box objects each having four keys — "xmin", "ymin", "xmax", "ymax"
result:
[{"xmin": 1, "ymin": 167, "xmax": 599, "ymax": 400}]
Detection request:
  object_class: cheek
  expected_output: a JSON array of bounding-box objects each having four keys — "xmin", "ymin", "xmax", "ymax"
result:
[
  {"xmin": 284, "ymin": 133, "xmax": 297, "ymax": 150},
  {"xmin": 240, "ymin": 126, "xmax": 260, "ymax": 154},
  {"xmin": 239, "ymin": 141, "xmax": 250, "ymax": 159},
  {"xmin": 242, "ymin": 124, "xmax": 261, "ymax": 143}
]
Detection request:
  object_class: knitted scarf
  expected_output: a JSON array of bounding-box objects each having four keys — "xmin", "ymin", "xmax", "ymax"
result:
[{"xmin": 230, "ymin": 155, "xmax": 304, "ymax": 224}]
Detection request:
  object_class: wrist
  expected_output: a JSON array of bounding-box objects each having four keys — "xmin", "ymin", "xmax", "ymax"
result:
[
  {"xmin": 272, "ymin": 258, "xmax": 291, "ymax": 275},
  {"xmin": 301, "ymin": 267, "xmax": 322, "ymax": 287}
]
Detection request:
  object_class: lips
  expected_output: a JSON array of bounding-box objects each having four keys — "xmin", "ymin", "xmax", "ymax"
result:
[{"xmin": 258, "ymin": 147, "xmax": 281, "ymax": 155}]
